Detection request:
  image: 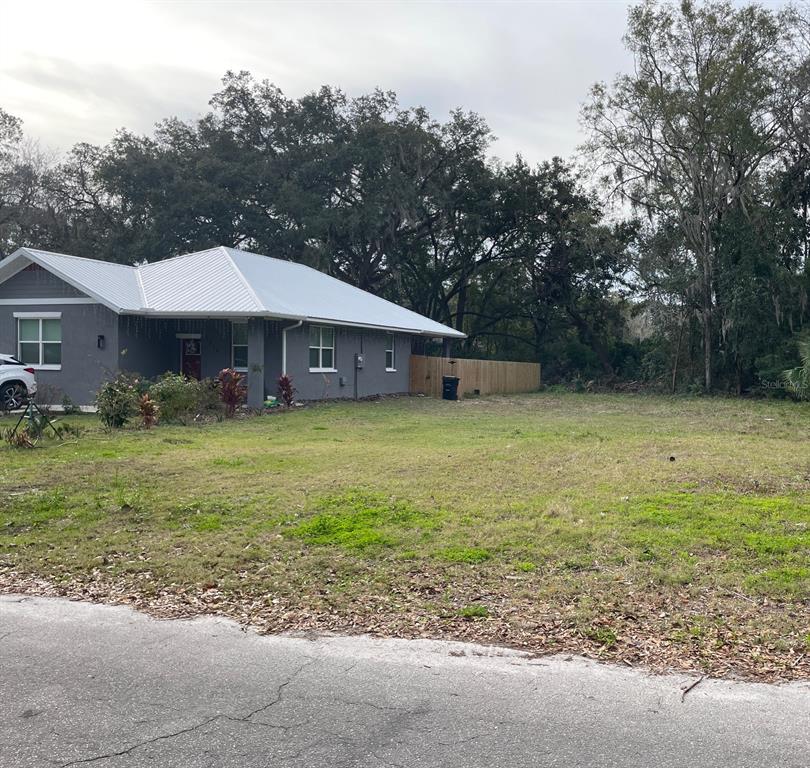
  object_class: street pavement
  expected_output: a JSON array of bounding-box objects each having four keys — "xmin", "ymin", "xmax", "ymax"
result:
[{"xmin": 1, "ymin": 594, "xmax": 808, "ymax": 767}]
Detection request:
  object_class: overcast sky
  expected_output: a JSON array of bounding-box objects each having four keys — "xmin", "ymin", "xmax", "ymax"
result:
[{"xmin": 1, "ymin": 1, "xmax": 639, "ymax": 164}]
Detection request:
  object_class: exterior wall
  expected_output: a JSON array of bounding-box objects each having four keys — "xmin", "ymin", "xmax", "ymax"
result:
[
  {"xmin": 0, "ymin": 269, "xmax": 119, "ymax": 404},
  {"xmin": 118, "ymin": 317, "xmax": 284, "ymax": 405},
  {"xmin": 118, "ymin": 317, "xmax": 233, "ymax": 380},
  {"xmin": 282, "ymin": 323, "xmax": 411, "ymax": 400},
  {"xmin": 0, "ymin": 261, "xmax": 416, "ymax": 404},
  {"xmin": 118, "ymin": 319, "xmax": 412, "ymax": 402}
]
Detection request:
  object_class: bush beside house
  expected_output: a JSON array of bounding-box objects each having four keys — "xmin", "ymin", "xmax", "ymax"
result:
[{"xmin": 96, "ymin": 368, "xmax": 249, "ymax": 429}]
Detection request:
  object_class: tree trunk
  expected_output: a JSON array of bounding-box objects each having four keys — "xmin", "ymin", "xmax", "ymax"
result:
[
  {"xmin": 699, "ymin": 231, "xmax": 714, "ymax": 393},
  {"xmin": 671, "ymin": 318, "xmax": 685, "ymax": 394},
  {"xmin": 702, "ymin": 306, "xmax": 712, "ymax": 392},
  {"xmin": 454, "ymin": 280, "xmax": 467, "ymax": 333}
]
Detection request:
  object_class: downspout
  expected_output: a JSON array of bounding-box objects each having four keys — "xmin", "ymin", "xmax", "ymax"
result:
[
  {"xmin": 281, "ymin": 320, "xmax": 303, "ymax": 376},
  {"xmin": 354, "ymin": 332, "xmax": 363, "ymax": 401}
]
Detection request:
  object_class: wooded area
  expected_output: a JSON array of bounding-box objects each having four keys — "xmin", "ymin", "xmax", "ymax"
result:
[{"xmin": 1, "ymin": 0, "xmax": 808, "ymax": 395}]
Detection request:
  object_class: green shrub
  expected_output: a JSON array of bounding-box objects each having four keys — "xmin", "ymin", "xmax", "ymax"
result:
[
  {"xmin": 96, "ymin": 373, "xmax": 140, "ymax": 429},
  {"xmin": 197, "ymin": 379, "xmax": 225, "ymax": 420},
  {"xmin": 149, "ymin": 373, "xmax": 198, "ymax": 423},
  {"xmin": 783, "ymin": 336, "xmax": 810, "ymax": 400},
  {"xmin": 149, "ymin": 373, "xmax": 223, "ymax": 424}
]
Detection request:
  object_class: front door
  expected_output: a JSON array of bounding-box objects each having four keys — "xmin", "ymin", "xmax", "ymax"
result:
[{"xmin": 181, "ymin": 338, "xmax": 202, "ymax": 380}]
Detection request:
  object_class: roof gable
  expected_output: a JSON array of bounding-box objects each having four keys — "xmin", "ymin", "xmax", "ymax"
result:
[
  {"xmin": 0, "ymin": 263, "xmax": 88, "ymax": 300},
  {"xmin": 0, "ymin": 248, "xmax": 143, "ymax": 312}
]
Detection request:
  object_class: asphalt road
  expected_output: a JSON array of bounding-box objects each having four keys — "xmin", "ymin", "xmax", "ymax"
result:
[{"xmin": 1, "ymin": 595, "xmax": 808, "ymax": 768}]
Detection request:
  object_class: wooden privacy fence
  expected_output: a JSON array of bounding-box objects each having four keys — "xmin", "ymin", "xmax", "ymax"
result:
[{"xmin": 409, "ymin": 355, "xmax": 541, "ymax": 398}]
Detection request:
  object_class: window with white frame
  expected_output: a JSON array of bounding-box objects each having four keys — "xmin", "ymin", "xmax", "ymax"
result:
[
  {"xmin": 385, "ymin": 333, "xmax": 396, "ymax": 370},
  {"xmin": 231, "ymin": 322, "xmax": 248, "ymax": 371},
  {"xmin": 309, "ymin": 325, "xmax": 335, "ymax": 370},
  {"xmin": 17, "ymin": 314, "xmax": 62, "ymax": 368}
]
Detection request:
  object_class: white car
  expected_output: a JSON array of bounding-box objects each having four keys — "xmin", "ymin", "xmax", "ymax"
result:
[{"xmin": 0, "ymin": 354, "xmax": 37, "ymax": 411}]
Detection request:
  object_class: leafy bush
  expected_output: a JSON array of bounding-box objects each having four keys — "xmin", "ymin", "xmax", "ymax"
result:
[
  {"xmin": 216, "ymin": 368, "xmax": 246, "ymax": 417},
  {"xmin": 96, "ymin": 373, "xmax": 140, "ymax": 429},
  {"xmin": 148, "ymin": 373, "xmax": 223, "ymax": 424},
  {"xmin": 783, "ymin": 337, "xmax": 810, "ymax": 400},
  {"xmin": 149, "ymin": 374, "xmax": 199, "ymax": 424},
  {"xmin": 138, "ymin": 394, "xmax": 159, "ymax": 429},
  {"xmin": 197, "ymin": 379, "xmax": 225, "ymax": 420},
  {"xmin": 278, "ymin": 374, "xmax": 296, "ymax": 407}
]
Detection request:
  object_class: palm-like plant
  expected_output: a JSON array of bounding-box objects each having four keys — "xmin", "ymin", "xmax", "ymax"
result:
[{"xmin": 783, "ymin": 338, "xmax": 810, "ymax": 400}]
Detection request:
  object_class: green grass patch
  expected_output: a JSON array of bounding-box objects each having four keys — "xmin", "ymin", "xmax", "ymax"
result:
[
  {"xmin": 2, "ymin": 392, "xmax": 810, "ymax": 657},
  {"xmin": 459, "ymin": 604, "xmax": 489, "ymax": 619},
  {"xmin": 287, "ymin": 490, "xmax": 438, "ymax": 550},
  {"xmin": 440, "ymin": 547, "xmax": 491, "ymax": 564},
  {"xmin": 586, "ymin": 626, "xmax": 618, "ymax": 648}
]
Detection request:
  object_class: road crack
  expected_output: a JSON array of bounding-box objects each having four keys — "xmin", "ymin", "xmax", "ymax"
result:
[
  {"xmin": 58, "ymin": 715, "xmax": 221, "ymax": 766},
  {"xmin": 57, "ymin": 658, "xmax": 316, "ymax": 766},
  {"xmin": 237, "ymin": 657, "xmax": 315, "ymax": 723}
]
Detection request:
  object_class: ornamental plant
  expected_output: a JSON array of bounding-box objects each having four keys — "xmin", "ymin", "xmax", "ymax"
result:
[
  {"xmin": 149, "ymin": 373, "xmax": 204, "ymax": 424},
  {"xmin": 277, "ymin": 374, "xmax": 296, "ymax": 407},
  {"xmin": 95, "ymin": 373, "xmax": 139, "ymax": 429},
  {"xmin": 138, "ymin": 393, "xmax": 159, "ymax": 429},
  {"xmin": 216, "ymin": 368, "xmax": 246, "ymax": 417}
]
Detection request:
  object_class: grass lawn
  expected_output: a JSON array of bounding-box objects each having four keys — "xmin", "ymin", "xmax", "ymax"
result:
[{"xmin": 1, "ymin": 392, "xmax": 809, "ymax": 680}]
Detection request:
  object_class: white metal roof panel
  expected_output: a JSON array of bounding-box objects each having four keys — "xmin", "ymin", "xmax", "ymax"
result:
[
  {"xmin": 138, "ymin": 248, "xmax": 262, "ymax": 314},
  {"xmin": 0, "ymin": 246, "xmax": 464, "ymax": 337},
  {"xmin": 226, "ymin": 248, "xmax": 464, "ymax": 336}
]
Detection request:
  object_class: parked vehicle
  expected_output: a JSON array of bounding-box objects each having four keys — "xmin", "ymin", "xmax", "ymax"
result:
[{"xmin": 0, "ymin": 354, "xmax": 37, "ymax": 411}]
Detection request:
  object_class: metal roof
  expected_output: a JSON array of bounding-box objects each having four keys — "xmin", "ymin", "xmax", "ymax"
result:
[
  {"xmin": 0, "ymin": 246, "xmax": 465, "ymax": 338},
  {"xmin": 0, "ymin": 248, "xmax": 144, "ymax": 312}
]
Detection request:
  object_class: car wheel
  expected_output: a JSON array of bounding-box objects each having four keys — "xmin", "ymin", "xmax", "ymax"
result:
[{"xmin": 1, "ymin": 383, "xmax": 26, "ymax": 411}]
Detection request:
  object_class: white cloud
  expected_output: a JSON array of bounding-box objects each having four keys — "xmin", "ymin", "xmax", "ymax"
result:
[{"xmin": 0, "ymin": 0, "xmax": 633, "ymax": 163}]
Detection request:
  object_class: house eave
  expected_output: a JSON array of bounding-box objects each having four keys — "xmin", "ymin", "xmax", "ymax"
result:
[
  {"xmin": 304, "ymin": 315, "xmax": 466, "ymax": 339},
  {"xmin": 119, "ymin": 309, "xmax": 465, "ymax": 338}
]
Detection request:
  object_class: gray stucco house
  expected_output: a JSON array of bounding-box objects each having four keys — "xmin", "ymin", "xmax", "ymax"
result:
[{"xmin": 0, "ymin": 246, "xmax": 464, "ymax": 406}]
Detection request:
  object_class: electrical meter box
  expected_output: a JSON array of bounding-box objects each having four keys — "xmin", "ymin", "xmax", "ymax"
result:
[{"xmin": 354, "ymin": 353, "xmax": 364, "ymax": 369}]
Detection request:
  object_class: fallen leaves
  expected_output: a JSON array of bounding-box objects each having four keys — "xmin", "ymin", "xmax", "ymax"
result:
[{"xmin": 2, "ymin": 565, "xmax": 807, "ymax": 683}]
